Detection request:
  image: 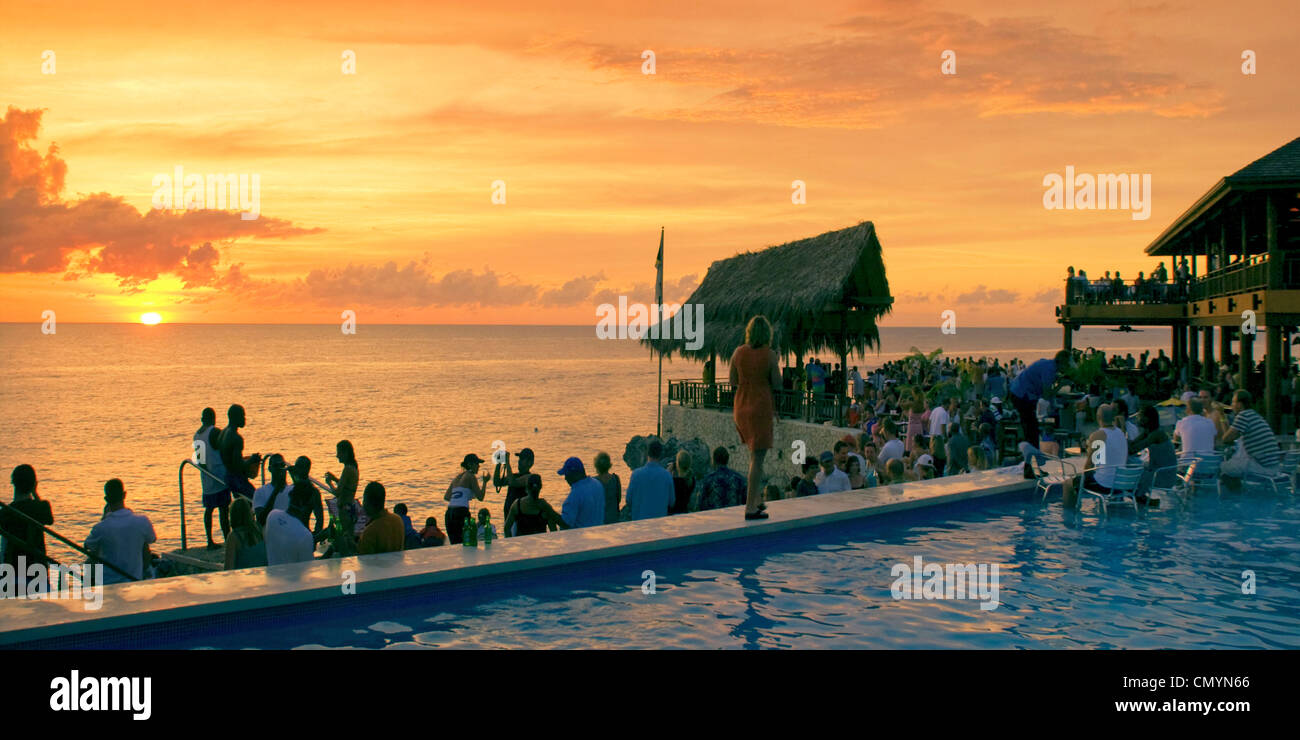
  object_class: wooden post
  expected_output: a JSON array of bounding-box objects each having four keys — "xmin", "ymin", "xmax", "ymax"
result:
[
  {"xmin": 1265, "ymin": 324, "xmax": 1281, "ymax": 429},
  {"xmin": 1240, "ymin": 329, "xmax": 1254, "ymax": 389},
  {"xmin": 1062, "ymin": 322, "xmax": 1072, "ymax": 353},
  {"xmin": 837, "ymin": 309, "xmax": 848, "ymax": 427},
  {"xmin": 1220, "ymin": 325, "xmax": 1234, "ymax": 377},
  {"xmin": 1266, "ymin": 193, "xmax": 1279, "ymax": 289},
  {"xmin": 1203, "ymin": 325, "xmax": 1215, "ymax": 381}
]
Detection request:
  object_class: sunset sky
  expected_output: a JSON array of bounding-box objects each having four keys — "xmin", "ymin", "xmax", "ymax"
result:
[{"xmin": 2, "ymin": 0, "xmax": 1295, "ymax": 327}]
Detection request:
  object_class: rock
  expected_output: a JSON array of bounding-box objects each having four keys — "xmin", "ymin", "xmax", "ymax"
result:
[
  {"xmin": 623, "ymin": 435, "xmax": 651, "ymax": 470},
  {"xmin": 624, "ymin": 434, "xmax": 710, "ymax": 477}
]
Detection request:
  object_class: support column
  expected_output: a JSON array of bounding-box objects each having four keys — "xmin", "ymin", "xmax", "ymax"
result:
[
  {"xmin": 1220, "ymin": 326, "xmax": 1234, "ymax": 377},
  {"xmin": 1203, "ymin": 326, "xmax": 1215, "ymax": 382},
  {"xmin": 1062, "ymin": 323, "xmax": 1072, "ymax": 353},
  {"xmin": 1240, "ymin": 330, "xmax": 1254, "ymax": 390},
  {"xmin": 1265, "ymin": 325, "xmax": 1281, "ymax": 429},
  {"xmin": 1189, "ymin": 326, "xmax": 1200, "ymax": 374}
]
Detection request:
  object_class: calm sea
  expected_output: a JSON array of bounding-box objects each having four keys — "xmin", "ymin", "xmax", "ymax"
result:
[{"xmin": 0, "ymin": 323, "xmax": 1167, "ymax": 562}]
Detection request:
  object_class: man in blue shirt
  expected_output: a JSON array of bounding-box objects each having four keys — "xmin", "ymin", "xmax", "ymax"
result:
[
  {"xmin": 626, "ymin": 440, "xmax": 674, "ymax": 520},
  {"xmin": 558, "ymin": 457, "xmax": 605, "ymax": 528},
  {"xmin": 1008, "ymin": 350, "xmax": 1071, "ymax": 456}
]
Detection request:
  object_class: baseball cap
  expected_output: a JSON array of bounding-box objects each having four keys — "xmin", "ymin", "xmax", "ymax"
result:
[
  {"xmin": 990, "ymin": 396, "xmax": 1002, "ymax": 404},
  {"xmin": 819, "ymin": 451, "xmax": 834, "ymax": 463},
  {"xmin": 557, "ymin": 456, "xmax": 585, "ymax": 476},
  {"xmin": 516, "ymin": 447, "xmax": 534, "ymax": 459},
  {"xmin": 462, "ymin": 453, "xmax": 485, "ymax": 467},
  {"xmin": 915, "ymin": 454, "xmax": 935, "ymax": 468},
  {"xmin": 267, "ymin": 454, "xmax": 287, "ymax": 471}
]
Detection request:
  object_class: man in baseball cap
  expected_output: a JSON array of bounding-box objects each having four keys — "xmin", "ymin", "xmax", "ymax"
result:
[
  {"xmin": 816, "ymin": 450, "xmax": 851, "ymax": 494},
  {"xmin": 557, "ymin": 457, "xmax": 604, "ymax": 528}
]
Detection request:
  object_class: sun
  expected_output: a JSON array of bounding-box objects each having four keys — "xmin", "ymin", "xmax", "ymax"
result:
[{"xmin": 140, "ymin": 312, "xmax": 162, "ymax": 325}]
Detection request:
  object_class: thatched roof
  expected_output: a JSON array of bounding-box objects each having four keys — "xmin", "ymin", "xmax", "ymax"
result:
[{"xmin": 643, "ymin": 221, "xmax": 892, "ymax": 361}]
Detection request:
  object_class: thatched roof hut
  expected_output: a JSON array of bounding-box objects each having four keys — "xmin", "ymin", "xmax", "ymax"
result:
[{"xmin": 644, "ymin": 221, "xmax": 893, "ymax": 362}]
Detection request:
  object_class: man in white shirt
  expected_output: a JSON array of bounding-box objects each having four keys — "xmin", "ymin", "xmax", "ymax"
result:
[
  {"xmin": 84, "ymin": 479, "xmax": 156, "ymax": 585},
  {"xmin": 816, "ymin": 452, "xmax": 851, "ymax": 494},
  {"xmin": 929, "ymin": 400, "xmax": 951, "ymax": 437},
  {"xmin": 1173, "ymin": 398, "xmax": 1218, "ymax": 457},
  {"xmin": 878, "ymin": 419, "xmax": 905, "ymax": 465},
  {"xmin": 252, "ymin": 454, "xmax": 293, "ymax": 522},
  {"xmin": 850, "ymin": 366, "xmax": 865, "ymax": 399},
  {"xmin": 265, "ymin": 486, "xmax": 316, "ymax": 566}
]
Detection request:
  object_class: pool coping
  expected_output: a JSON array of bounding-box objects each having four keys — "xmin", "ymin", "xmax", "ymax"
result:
[{"xmin": 0, "ymin": 464, "xmax": 1049, "ymax": 646}]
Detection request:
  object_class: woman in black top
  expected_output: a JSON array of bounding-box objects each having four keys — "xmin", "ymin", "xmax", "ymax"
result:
[
  {"xmin": 504, "ymin": 474, "xmax": 567, "ymax": 538},
  {"xmin": 668, "ymin": 450, "xmax": 695, "ymax": 514}
]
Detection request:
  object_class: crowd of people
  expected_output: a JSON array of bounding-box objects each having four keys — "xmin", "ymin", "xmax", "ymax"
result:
[
  {"xmin": 1065, "ymin": 260, "xmax": 1190, "ymax": 305},
  {"xmin": 2, "ymin": 322, "xmax": 1292, "ymax": 590}
]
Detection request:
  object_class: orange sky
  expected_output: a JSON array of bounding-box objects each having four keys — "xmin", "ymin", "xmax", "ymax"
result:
[{"xmin": 1, "ymin": 0, "xmax": 1296, "ymax": 326}]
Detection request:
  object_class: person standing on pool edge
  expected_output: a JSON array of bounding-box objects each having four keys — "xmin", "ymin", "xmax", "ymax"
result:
[
  {"xmin": 444, "ymin": 453, "xmax": 487, "ymax": 544},
  {"xmin": 494, "ymin": 447, "xmax": 534, "ymax": 524},
  {"xmin": 218, "ymin": 404, "xmax": 261, "ymax": 506},
  {"xmin": 1007, "ymin": 350, "xmax": 1071, "ymax": 469},
  {"xmin": 730, "ymin": 315, "xmax": 781, "ymax": 520}
]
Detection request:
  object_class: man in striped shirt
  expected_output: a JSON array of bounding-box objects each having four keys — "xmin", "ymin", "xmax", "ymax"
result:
[{"xmin": 1221, "ymin": 390, "xmax": 1281, "ymax": 480}]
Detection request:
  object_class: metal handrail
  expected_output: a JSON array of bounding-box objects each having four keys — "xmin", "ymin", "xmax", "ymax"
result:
[
  {"xmin": 177, "ymin": 458, "xmax": 255, "ymax": 551},
  {"xmin": 0, "ymin": 499, "xmax": 139, "ymax": 582}
]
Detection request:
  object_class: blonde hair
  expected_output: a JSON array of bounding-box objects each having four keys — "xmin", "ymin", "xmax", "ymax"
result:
[
  {"xmin": 675, "ymin": 450, "xmax": 692, "ymax": 475},
  {"xmin": 745, "ymin": 315, "xmax": 772, "ymax": 347}
]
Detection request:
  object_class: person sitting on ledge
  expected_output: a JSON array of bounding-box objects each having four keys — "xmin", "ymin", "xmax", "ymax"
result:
[
  {"xmin": 394, "ymin": 503, "xmax": 422, "ymax": 550},
  {"xmin": 419, "ymin": 516, "xmax": 446, "ymax": 546},
  {"xmin": 1220, "ymin": 390, "xmax": 1282, "ymax": 485},
  {"xmin": 357, "ymin": 481, "xmax": 404, "ymax": 555}
]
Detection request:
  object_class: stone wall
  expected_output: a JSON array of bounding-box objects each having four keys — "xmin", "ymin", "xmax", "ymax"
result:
[{"xmin": 659, "ymin": 405, "xmax": 861, "ymax": 490}]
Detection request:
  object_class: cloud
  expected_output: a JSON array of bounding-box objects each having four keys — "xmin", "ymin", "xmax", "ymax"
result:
[
  {"xmin": 954, "ymin": 285, "xmax": 1021, "ymax": 305},
  {"xmin": 0, "ymin": 107, "xmax": 320, "ymax": 288}
]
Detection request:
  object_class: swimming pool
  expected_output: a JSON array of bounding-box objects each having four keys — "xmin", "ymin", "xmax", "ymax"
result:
[{"xmin": 34, "ymin": 487, "xmax": 1300, "ymax": 649}]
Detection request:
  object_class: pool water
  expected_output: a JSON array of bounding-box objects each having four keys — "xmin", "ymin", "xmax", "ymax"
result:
[{"xmin": 49, "ymin": 489, "xmax": 1300, "ymax": 649}]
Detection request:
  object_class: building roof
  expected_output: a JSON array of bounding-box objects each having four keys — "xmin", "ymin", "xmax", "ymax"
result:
[{"xmin": 1145, "ymin": 136, "xmax": 1300, "ymax": 256}]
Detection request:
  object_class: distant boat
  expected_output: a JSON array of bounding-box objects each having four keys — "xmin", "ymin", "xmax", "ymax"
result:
[{"xmin": 1109, "ymin": 325, "xmax": 1142, "ymax": 332}]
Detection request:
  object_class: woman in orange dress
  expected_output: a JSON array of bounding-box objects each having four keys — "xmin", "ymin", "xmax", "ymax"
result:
[{"xmin": 730, "ymin": 315, "xmax": 782, "ymax": 520}]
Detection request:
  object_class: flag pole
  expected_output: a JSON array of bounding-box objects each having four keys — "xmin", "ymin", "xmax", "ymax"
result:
[{"xmin": 656, "ymin": 226, "xmax": 664, "ymax": 438}]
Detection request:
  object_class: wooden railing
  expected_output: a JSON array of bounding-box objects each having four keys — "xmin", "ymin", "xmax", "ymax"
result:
[
  {"xmin": 1190, "ymin": 255, "xmax": 1272, "ymax": 302},
  {"xmin": 668, "ymin": 379, "xmax": 847, "ymax": 425}
]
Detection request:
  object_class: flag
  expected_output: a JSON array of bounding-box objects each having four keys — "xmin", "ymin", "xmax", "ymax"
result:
[{"xmin": 654, "ymin": 226, "xmax": 664, "ymax": 308}]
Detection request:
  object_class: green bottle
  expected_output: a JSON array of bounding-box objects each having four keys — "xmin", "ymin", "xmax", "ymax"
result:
[
  {"xmin": 482, "ymin": 513, "xmax": 494, "ymax": 547},
  {"xmin": 462, "ymin": 514, "xmax": 477, "ymax": 547}
]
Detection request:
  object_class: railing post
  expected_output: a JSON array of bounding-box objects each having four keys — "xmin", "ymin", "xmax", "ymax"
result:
[{"xmin": 178, "ymin": 461, "xmax": 188, "ymax": 551}]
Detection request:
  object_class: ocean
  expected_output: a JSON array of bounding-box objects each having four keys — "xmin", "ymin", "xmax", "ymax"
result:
[{"xmin": 0, "ymin": 323, "xmax": 1167, "ymax": 562}]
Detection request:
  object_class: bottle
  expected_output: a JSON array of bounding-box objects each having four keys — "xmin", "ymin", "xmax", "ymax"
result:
[
  {"xmin": 462, "ymin": 515, "xmax": 476, "ymax": 547},
  {"xmin": 482, "ymin": 513, "xmax": 494, "ymax": 548}
]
